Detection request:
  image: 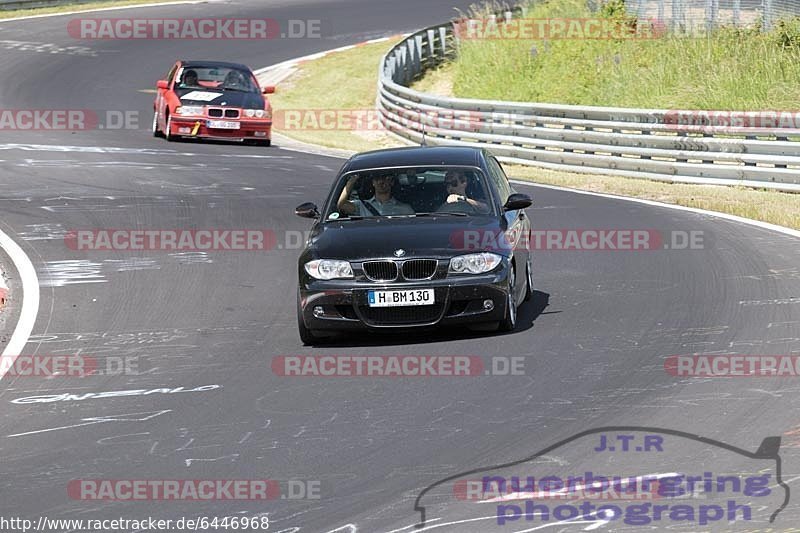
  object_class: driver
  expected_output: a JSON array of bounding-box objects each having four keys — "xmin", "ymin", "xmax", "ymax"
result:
[
  {"xmin": 182, "ymin": 69, "xmax": 199, "ymax": 87},
  {"xmin": 223, "ymin": 70, "xmax": 247, "ymax": 89},
  {"xmin": 337, "ymin": 172, "xmax": 414, "ymax": 217},
  {"xmin": 443, "ymin": 169, "xmax": 488, "ymax": 212}
]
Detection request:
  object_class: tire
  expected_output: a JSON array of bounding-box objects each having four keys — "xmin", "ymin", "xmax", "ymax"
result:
[
  {"xmin": 524, "ymin": 254, "xmax": 533, "ymax": 302},
  {"xmin": 497, "ymin": 265, "xmax": 518, "ymax": 332},
  {"xmin": 164, "ymin": 112, "xmax": 180, "ymax": 142},
  {"xmin": 152, "ymin": 110, "xmax": 163, "ymax": 138},
  {"xmin": 297, "ymin": 291, "xmax": 320, "ymax": 346}
]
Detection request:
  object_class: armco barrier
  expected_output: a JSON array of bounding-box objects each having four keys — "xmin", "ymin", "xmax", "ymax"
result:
[{"xmin": 377, "ymin": 13, "xmax": 800, "ymax": 192}]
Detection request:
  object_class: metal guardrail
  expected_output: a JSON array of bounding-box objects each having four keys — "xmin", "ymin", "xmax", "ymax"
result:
[{"xmin": 377, "ymin": 16, "xmax": 800, "ymax": 192}]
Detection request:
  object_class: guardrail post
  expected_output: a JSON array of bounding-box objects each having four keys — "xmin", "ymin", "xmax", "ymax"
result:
[
  {"xmin": 671, "ymin": 0, "xmax": 685, "ymax": 32},
  {"xmin": 636, "ymin": 0, "xmax": 647, "ymax": 23},
  {"xmin": 438, "ymin": 26, "xmax": 448, "ymax": 58},
  {"xmin": 412, "ymin": 34, "xmax": 423, "ymax": 76},
  {"xmin": 764, "ymin": 0, "xmax": 774, "ymax": 31},
  {"xmin": 705, "ymin": 0, "xmax": 719, "ymax": 31}
]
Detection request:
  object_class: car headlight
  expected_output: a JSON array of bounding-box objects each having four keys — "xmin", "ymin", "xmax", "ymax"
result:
[
  {"xmin": 245, "ymin": 109, "xmax": 256, "ymax": 117},
  {"xmin": 176, "ymin": 106, "xmax": 204, "ymax": 116},
  {"xmin": 304, "ymin": 259, "xmax": 353, "ymax": 280},
  {"xmin": 448, "ymin": 252, "xmax": 502, "ymax": 274},
  {"xmin": 255, "ymin": 109, "xmax": 266, "ymax": 118}
]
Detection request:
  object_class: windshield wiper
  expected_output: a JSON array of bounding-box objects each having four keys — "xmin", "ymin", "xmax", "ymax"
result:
[{"xmin": 415, "ymin": 212, "xmax": 468, "ymax": 217}]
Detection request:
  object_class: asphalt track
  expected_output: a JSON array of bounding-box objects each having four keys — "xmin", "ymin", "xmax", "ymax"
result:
[{"xmin": 0, "ymin": 1, "xmax": 799, "ymax": 532}]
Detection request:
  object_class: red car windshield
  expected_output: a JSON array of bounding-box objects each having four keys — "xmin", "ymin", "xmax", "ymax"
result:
[{"xmin": 176, "ymin": 66, "xmax": 259, "ymax": 93}]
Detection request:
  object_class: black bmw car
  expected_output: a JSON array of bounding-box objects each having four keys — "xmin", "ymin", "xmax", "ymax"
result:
[{"xmin": 294, "ymin": 146, "xmax": 533, "ymax": 345}]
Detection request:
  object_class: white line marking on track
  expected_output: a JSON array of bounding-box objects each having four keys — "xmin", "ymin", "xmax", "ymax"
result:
[
  {"xmin": 0, "ymin": 225, "xmax": 40, "ymax": 372},
  {"xmin": 510, "ymin": 180, "xmax": 800, "ymax": 240},
  {"xmin": 7, "ymin": 410, "xmax": 171, "ymax": 438},
  {"xmin": 0, "ymin": 143, "xmax": 293, "ymax": 158},
  {"xmin": 0, "ymin": 0, "xmax": 201, "ymax": 24},
  {"xmin": 324, "ymin": 525, "xmax": 358, "ymax": 533}
]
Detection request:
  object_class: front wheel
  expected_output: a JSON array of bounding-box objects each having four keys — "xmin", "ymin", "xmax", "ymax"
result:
[
  {"xmin": 297, "ymin": 291, "xmax": 320, "ymax": 345},
  {"xmin": 164, "ymin": 113, "xmax": 180, "ymax": 142},
  {"xmin": 524, "ymin": 254, "xmax": 533, "ymax": 302},
  {"xmin": 151, "ymin": 110, "xmax": 163, "ymax": 138},
  {"xmin": 497, "ymin": 265, "xmax": 518, "ymax": 332}
]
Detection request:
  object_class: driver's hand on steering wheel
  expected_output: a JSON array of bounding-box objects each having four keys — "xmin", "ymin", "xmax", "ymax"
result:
[{"xmin": 446, "ymin": 193, "xmax": 466, "ymax": 203}]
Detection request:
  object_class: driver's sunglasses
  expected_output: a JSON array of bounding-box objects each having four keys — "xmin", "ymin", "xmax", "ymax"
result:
[{"xmin": 446, "ymin": 176, "xmax": 467, "ymax": 186}]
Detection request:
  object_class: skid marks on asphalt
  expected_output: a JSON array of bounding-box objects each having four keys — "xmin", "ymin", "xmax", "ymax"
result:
[{"xmin": 0, "ymin": 39, "xmax": 97, "ymax": 57}]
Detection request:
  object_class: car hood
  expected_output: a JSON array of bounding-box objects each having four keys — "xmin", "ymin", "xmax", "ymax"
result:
[
  {"xmin": 307, "ymin": 216, "xmax": 506, "ymax": 260},
  {"xmin": 177, "ymin": 88, "xmax": 265, "ymax": 108}
]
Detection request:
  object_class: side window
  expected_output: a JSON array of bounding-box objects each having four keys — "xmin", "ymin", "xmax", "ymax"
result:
[{"xmin": 486, "ymin": 156, "xmax": 512, "ymax": 202}]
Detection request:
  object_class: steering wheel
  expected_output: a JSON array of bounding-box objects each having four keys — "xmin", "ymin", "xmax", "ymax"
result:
[{"xmin": 435, "ymin": 197, "xmax": 477, "ymax": 215}]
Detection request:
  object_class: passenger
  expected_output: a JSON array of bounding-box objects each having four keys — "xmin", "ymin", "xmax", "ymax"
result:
[{"xmin": 337, "ymin": 172, "xmax": 414, "ymax": 216}]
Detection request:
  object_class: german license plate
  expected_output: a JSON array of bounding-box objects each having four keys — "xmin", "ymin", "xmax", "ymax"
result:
[
  {"xmin": 368, "ymin": 289, "xmax": 435, "ymax": 307},
  {"xmin": 207, "ymin": 120, "xmax": 240, "ymax": 129}
]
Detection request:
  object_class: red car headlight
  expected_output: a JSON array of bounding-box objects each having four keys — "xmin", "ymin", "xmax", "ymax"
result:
[
  {"xmin": 176, "ymin": 106, "xmax": 204, "ymax": 116},
  {"xmin": 245, "ymin": 109, "xmax": 268, "ymax": 119}
]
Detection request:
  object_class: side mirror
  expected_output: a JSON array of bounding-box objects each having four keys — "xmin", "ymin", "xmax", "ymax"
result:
[
  {"xmin": 503, "ymin": 193, "xmax": 532, "ymax": 211},
  {"xmin": 156, "ymin": 80, "xmax": 169, "ymax": 90},
  {"xmin": 262, "ymin": 85, "xmax": 276, "ymax": 94},
  {"xmin": 295, "ymin": 202, "xmax": 320, "ymax": 219}
]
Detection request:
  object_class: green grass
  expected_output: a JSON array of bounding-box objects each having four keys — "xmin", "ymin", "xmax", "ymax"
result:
[
  {"xmin": 0, "ymin": 0, "xmax": 186, "ymax": 19},
  {"xmin": 268, "ymin": 38, "xmax": 404, "ymax": 152},
  {"xmin": 449, "ymin": 0, "xmax": 800, "ymax": 109},
  {"xmin": 270, "ymin": 19, "xmax": 800, "ymax": 231}
]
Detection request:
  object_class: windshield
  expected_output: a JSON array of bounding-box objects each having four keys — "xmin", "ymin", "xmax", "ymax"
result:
[
  {"xmin": 175, "ymin": 66, "xmax": 259, "ymax": 93},
  {"xmin": 324, "ymin": 166, "xmax": 495, "ymax": 220}
]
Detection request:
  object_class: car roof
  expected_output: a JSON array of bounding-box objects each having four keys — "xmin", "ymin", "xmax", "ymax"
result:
[
  {"xmin": 343, "ymin": 146, "xmax": 485, "ymax": 173},
  {"xmin": 179, "ymin": 60, "xmax": 252, "ymax": 71}
]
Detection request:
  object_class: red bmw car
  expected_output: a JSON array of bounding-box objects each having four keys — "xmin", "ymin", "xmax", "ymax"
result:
[{"xmin": 153, "ymin": 60, "xmax": 275, "ymax": 146}]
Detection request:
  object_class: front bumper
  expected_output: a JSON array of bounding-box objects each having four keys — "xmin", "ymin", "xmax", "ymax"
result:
[
  {"xmin": 169, "ymin": 116, "xmax": 271, "ymax": 140},
  {"xmin": 299, "ymin": 266, "xmax": 511, "ymax": 330}
]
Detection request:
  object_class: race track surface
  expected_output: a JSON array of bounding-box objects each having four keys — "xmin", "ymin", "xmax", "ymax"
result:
[{"xmin": 0, "ymin": 1, "xmax": 799, "ymax": 532}]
